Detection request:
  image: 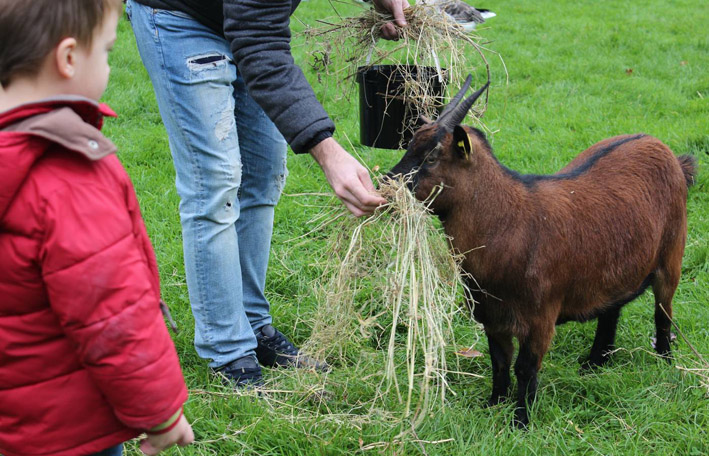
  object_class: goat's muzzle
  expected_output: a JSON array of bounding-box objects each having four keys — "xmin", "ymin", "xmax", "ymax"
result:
[{"xmin": 382, "ymin": 170, "xmax": 418, "ymax": 193}]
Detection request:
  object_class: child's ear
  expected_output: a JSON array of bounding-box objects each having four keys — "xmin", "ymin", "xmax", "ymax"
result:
[
  {"xmin": 453, "ymin": 125, "xmax": 474, "ymax": 160},
  {"xmin": 54, "ymin": 37, "xmax": 78, "ymax": 79}
]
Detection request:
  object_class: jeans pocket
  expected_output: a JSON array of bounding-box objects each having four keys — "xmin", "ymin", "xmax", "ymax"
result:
[
  {"xmin": 187, "ymin": 53, "xmax": 232, "ymax": 76},
  {"xmin": 155, "ymin": 9, "xmax": 195, "ymax": 20},
  {"xmin": 189, "ymin": 54, "xmax": 229, "ymax": 67}
]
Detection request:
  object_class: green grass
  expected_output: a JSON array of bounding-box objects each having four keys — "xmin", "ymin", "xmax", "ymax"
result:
[{"xmin": 103, "ymin": 0, "xmax": 708, "ymax": 454}]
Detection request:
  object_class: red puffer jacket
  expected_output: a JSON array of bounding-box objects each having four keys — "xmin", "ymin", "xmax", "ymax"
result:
[{"xmin": 0, "ymin": 98, "xmax": 188, "ymax": 456}]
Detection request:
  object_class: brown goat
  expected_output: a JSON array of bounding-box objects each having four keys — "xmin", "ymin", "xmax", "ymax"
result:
[{"xmin": 388, "ymin": 76, "xmax": 698, "ymax": 428}]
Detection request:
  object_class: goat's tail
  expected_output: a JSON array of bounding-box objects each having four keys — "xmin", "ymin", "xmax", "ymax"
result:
[{"xmin": 678, "ymin": 154, "xmax": 698, "ymax": 188}]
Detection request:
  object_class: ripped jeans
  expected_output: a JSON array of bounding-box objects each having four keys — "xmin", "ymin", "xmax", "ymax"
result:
[{"xmin": 127, "ymin": 1, "xmax": 288, "ymax": 367}]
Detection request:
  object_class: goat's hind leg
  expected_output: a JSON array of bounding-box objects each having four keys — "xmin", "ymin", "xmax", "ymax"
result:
[
  {"xmin": 652, "ymin": 267, "xmax": 680, "ymax": 359},
  {"xmin": 485, "ymin": 331, "xmax": 514, "ymax": 406},
  {"xmin": 582, "ymin": 305, "xmax": 622, "ymax": 371}
]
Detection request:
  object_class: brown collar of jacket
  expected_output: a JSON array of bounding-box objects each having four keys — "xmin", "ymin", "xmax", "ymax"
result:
[{"xmin": 1, "ymin": 103, "xmax": 116, "ymax": 161}]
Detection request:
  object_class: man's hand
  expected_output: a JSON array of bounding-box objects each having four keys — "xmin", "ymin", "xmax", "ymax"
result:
[
  {"xmin": 140, "ymin": 414, "xmax": 194, "ymax": 455},
  {"xmin": 310, "ymin": 138, "xmax": 387, "ymax": 217},
  {"xmin": 372, "ymin": 0, "xmax": 410, "ymax": 40}
]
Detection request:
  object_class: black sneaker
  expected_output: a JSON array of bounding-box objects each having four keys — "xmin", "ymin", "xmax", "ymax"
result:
[
  {"xmin": 214, "ymin": 355, "xmax": 263, "ymax": 388},
  {"xmin": 255, "ymin": 324, "xmax": 330, "ymax": 372}
]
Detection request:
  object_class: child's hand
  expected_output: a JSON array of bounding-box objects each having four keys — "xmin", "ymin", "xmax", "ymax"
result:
[{"xmin": 140, "ymin": 414, "xmax": 194, "ymax": 455}]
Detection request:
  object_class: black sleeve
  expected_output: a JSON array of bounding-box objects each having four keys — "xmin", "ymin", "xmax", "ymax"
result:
[{"xmin": 223, "ymin": 0, "xmax": 335, "ymax": 154}]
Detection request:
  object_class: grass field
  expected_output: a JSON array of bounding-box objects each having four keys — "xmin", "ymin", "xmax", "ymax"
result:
[{"xmin": 104, "ymin": 1, "xmax": 708, "ymax": 454}]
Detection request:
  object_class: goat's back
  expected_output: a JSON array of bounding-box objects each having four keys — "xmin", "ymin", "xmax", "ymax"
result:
[{"xmin": 519, "ymin": 134, "xmax": 688, "ymax": 320}]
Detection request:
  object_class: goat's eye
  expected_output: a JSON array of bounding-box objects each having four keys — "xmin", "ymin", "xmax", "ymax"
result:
[{"xmin": 424, "ymin": 144, "xmax": 441, "ymax": 165}]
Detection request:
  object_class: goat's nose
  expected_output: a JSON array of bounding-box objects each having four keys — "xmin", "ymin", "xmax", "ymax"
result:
[
  {"xmin": 379, "ymin": 172, "xmax": 396, "ymax": 190},
  {"xmin": 381, "ymin": 171, "xmax": 417, "ymax": 193},
  {"xmin": 382, "ymin": 171, "xmax": 407, "ymax": 186}
]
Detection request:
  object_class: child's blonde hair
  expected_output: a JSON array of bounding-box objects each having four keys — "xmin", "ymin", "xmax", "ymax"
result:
[{"xmin": 0, "ymin": 0, "xmax": 123, "ymax": 87}]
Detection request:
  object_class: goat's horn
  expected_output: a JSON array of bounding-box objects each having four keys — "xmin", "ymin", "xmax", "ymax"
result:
[
  {"xmin": 439, "ymin": 80, "xmax": 490, "ymax": 131},
  {"xmin": 438, "ymin": 74, "xmax": 473, "ymax": 121}
]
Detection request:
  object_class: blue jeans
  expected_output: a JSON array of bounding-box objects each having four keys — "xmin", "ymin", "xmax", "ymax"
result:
[
  {"xmin": 90, "ymin": 444, "xmax": 123, "ymax": 456},
  {"xmin": 127, "ymin": 1, "xmax": 288, "ymax": 367}
]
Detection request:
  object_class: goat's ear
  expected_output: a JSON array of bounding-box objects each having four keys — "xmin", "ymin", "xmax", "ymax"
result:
[{"xmin": 453, "ymin": 125, "xmax": 474, "ymax": 160}]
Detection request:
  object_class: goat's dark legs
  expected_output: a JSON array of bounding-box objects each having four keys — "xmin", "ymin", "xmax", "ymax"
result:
[
  {"xmin": 513, "ymin": 341, "xmax": 539, "ymax": 428},
  {"xmin": 513, "ymin": 326, "xmax": 553, "ymax": 429},
  {"xmin": 583, "ymin": 306, "xmax": 621, "ymax": 369},
  {"xmin": 652, "ymin": 267, "xmax": 679, "ymax": 359},
  {"xmin": 486, "ymin": 331, "xmax": 514, "ymax": 406}
]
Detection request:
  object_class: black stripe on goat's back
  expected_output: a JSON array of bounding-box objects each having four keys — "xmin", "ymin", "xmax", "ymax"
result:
[{"xmin": 498, "ymin": 134, "xmax": 647, "ymax": 187}]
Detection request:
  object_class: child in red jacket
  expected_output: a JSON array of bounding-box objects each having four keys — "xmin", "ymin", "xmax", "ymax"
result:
[{"xmin": 0, "ymin": 1, "xmax": 194, "ymax": 455}]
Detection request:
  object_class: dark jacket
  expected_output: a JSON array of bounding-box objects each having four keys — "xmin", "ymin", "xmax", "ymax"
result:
[
  {"xmin": 134, "ymin": 0, "xmax": 335, "ymax": 154},
  {"xmin": 0, "ymin": 97, "xmax": 189, "ymax": 456}
]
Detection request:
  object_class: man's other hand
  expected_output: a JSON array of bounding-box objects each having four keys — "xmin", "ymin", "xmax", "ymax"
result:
[{"xmin": 372, "ymin": 0, "xmax": 409, "ymax": 40}]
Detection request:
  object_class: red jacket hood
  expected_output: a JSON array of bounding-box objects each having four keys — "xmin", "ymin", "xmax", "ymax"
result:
[{"xmin": 0, "ymin": 96, "xmax": 117, "ymax": 218}]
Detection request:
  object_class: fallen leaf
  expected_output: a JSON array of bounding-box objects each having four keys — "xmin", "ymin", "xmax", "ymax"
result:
[
  {"xmin": 569, "ymin": 420, "xmax": 584, "ymax": 435},
  {"xmin": 625, "ymin": 68, "xmax": 634, "ymax": 75},
  {"xmin": 456, "ymin": 347, "xmax": 483, "ymax": 358}
]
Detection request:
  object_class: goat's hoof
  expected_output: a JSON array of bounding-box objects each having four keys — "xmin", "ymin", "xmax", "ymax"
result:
[
  {"xmin": 485, "ymin": 396, "xmax": 506, "ymax": 408},
  {"xmin": 512, "ymin": 407, "xmax": 530, "ymax": 430},
  {"xmin": 579, "ymin": 361, "xmax": 599, "ymax": 374},
  {"xmin": 579, "ymin": 355, "xmax": 610, "ymax": 374},
  {"xmin": 512, "ymin": 416, "xmax": 529, "ymax": 430},
  {"xmin": 656, "ymin": 350, "xmax": 673, "ymax": 364}
]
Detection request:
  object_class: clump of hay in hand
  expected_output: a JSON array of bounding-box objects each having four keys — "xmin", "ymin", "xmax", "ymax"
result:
[
  {"xmin": 304, "ymin": 1, "xmax": 501, "ymax": 136},
  {"xmin": 305, "ymin": 174, "xmax": 470, "ymax": 426}
]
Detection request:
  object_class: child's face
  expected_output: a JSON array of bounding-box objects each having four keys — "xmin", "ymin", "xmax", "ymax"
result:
[{"xmin": 70, "ymin": 9, "xmax": 119, "ymax": 101}]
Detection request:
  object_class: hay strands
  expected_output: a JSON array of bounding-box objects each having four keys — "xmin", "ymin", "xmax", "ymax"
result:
[
  {"xmin": 307, "ymin": 173, "xmax": 473, "ymax": 427},
  {"xmin": 307, "ymin": 2, "xmax": 497, "ymax": 86}
]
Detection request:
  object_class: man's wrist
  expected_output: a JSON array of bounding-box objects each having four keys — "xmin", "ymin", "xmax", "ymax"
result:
[
  {"xmin": 309, "ymin": 136, "xmax": 337, "ymax": 166},
  {"xmin": 304, "ymin": 130, "xmax": 334, "ymax": 154}
]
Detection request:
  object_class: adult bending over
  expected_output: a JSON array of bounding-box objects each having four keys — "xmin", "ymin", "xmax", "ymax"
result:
[{"xmin": 126, "ymin": 0, "xmax": 408, "ymax": 386}]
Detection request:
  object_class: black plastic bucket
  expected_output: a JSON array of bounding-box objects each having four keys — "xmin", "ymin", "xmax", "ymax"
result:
[{"xmin": 356, "ymin": 65, "xmax": 445, "ymax": 150}]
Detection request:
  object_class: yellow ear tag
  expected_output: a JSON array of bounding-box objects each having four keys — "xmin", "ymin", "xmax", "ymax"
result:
[{"xmin": 457, "ymin": 134, "xmax": 474, "ymax": 160}]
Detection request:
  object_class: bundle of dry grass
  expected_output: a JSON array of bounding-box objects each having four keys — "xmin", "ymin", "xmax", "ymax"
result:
[
  {"xmin": 305, "ymin": 1, "xmax": 502, "ymax": 127},
  {"xmin": 305, "ymin": 175, "xmax": 471, "ymax": 425}
]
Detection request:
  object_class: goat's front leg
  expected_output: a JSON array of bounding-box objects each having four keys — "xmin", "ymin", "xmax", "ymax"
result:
[
  {"xmin": 513, "ymin": 326, "xmax": 553, "ymax": 429},
  {"xmin": 486, "ymin": 330, "xmax": 514, "ymax": 406}
]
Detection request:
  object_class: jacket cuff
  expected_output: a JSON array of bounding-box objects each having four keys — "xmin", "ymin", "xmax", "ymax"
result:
[{"xmin": 299, "ymin": 129, "xmax": 334, "ymax": 154}]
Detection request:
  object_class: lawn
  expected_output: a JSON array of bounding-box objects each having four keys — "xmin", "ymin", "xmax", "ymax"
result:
[{"xmin": 103, "ymin": 0, "xmax": 708, "ymax": 454}]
